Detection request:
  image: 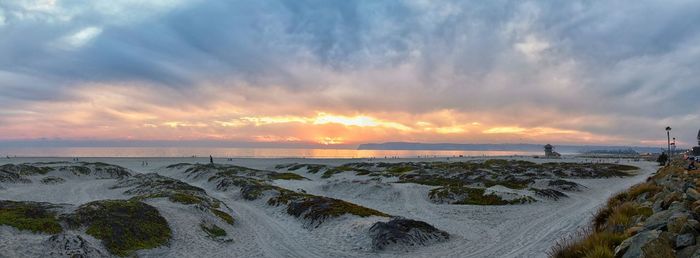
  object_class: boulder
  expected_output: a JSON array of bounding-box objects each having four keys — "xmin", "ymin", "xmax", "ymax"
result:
[
  {"xmin": 641, "ymin": 232, "xmax": 675, "ymax": 258},
  {"xmin": 653, "ymin": 199, "xmax": 664, "ymax": 213},
  {"xmin": 691, "ymin": 247, "xmax": 700, "ymax": 258},
  {"xmin": 644, "ymin": 210, "xmax": 673, "ymax": 230},
  {"xmin": 677, "ymin": 234, "xmax": 696, "ymax": 249},
  {"xmin": 687, "ymin": 188, "xmax": 700, "ymax": 201},
  {"xmin": 669, "ymin": 213, "xmax": 691, "ymax": 233},
  {"xmin": 677, "ymin": 244, "xmax": 699, "ymax": 258},
  {"xmin": 669, "ymin": 201, "xmax": 687, "ymax": 212},
  {"xmin": 687, "ymin": 219, "xmax": 700, "ymax": 232},
  {"xmin": 617, "ymin": 230, "xmax": 660, "ymax": 258}
]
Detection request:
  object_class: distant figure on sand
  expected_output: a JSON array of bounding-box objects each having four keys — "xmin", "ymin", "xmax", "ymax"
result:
[{"xmin": 210, "ymin": 155, "xmax": 213, "ymax": 164}]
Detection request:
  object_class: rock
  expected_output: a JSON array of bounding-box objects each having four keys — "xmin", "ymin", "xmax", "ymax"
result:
[
  {"xmin": 669, "ymin": 213, "xmax": 690, "ymax": 233},
  {"xmin": 625, "ymin": 226, "xmax": 644, "ymax": 236},
  {"xmin": 618, "ymin": 230, "xmax": 660, "ymax": 258},
  {"xmin": 641, "ymin": 232, "xmax": 675, "ymax": 258},
  {"xmin": 677, "ymin": 234, "xmax": 696, "ymax": 249},
  {"xmin": 43, "ymin": 233, "xmax": 108, "ymax": 258},
  {"xmin": 688, "ymin": 219, "xmax": 700, "ymax": 231},
  {"xmin": 653, "ymin": 199, "xmax": 664, "ymax": 212},
  {"xmin": 681, "ymin": 220, "xmax": 700, "ymax": 235},
  {"xmin": 368, "ymin": 218, "xmax": 449, "ymax": 251},
  {"xmin": 669, "ymin": 201, "xmax": 687, "ymax": 211},
  {"xmin": 644, "ymin": 210, "xmax": 673, "ymax": 230},
  {"xmin": 663, "ymin": 192, "xmax": 683, "ymax": 209},
  {"xmin": 677, "ymin": 244, "xmax": 699, "ymax": 258},
  {"xmin": 636, "ymin": 192, "xmax": 650, "ymax": 202},
  {"xmin": 687, "ymin": 188, "xmax": 700, "ymax": 201},
  {"xmin": 616, "ymin": 237, "xmax": 633, "ymax": 257},
  {"xmin": 691, "ymin": 200, "xmax": 700, "ymax": 211}
]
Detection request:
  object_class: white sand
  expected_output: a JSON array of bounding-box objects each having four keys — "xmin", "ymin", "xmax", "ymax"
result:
[{"xmin": 0, "ymin": 156, "xmax": 657, "ymax": 258}]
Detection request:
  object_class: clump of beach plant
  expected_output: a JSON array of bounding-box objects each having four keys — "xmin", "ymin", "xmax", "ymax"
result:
[
  {"xmin": 211, "ymin": 209, "xmax": 234, "ymax": 225},
  {"xmin": 0, "ymin": 200, "xmax": 62, "ymax": 234},
  {"xmin": 67, "ymin": 200, "xmax": 171, "ymax": 257},
  {"xmin": 269, "ymin": 172, "xmax": 307, "ymax": 180},
  {"xmin": 429, "ymin": 186, "xmax": 534, "ymax": 205},
  {"xmin": 200, "ymin": 222, "xmax": 227, "ymax": 238},
  {"xmin": 549, "ymin": 227, "xmax": 626, "ymax": 258},
  {"xmin": 268, "ymin": 189, "xmax": 389, "ymax": 226}
]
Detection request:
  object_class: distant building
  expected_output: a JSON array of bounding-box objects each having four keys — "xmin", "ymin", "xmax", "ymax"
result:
[
  {"xmin": 544, "ymin": 144, "xmax": 561, "ymax": 158},
  {"xmin": 694, "ymin": 129, "xmax": 700, "ymax": 156}
]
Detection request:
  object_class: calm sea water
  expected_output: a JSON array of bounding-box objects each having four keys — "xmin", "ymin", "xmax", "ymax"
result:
[{"xmin": 0, "ymin": 147, "xmax": 540, "ymax": 158}]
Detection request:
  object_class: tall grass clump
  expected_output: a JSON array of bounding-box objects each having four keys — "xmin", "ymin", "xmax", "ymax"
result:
[{"xmin": 550, "ymin": 182, "xmax": 658, "ymax": 258}]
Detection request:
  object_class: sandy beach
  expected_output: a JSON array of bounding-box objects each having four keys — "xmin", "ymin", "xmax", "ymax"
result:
[{"xmin": 0, "ymin": 156, "xmax": 657, "ymax": 257}]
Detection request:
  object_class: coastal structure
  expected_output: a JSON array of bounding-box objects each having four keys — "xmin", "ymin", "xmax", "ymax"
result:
[{"xmin": 544, "ymin": 144, "xmax": 561, "ymax": 158}]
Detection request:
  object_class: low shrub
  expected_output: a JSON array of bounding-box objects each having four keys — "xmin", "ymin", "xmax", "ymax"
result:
[
  {"xmin": 200, "ymin": 223, "xmax": 227, "ymax": 238},
  {"xmin": 211, "ymin": 209, "xmax": 234, "ymax": 225},
  {"xmin": 269, "ymin": 173, "xmax": 306, "ymax": 180},
  {"xmin": 69, "ymin": 200, "xmax": 171, "ymax": 257},
  {"xmin": 0, "ymin": 200, "xmax": 62, "ymax": 234},
  {"xmin": 549, "ymin": 228, "xmax": 625, "ymax": 258}
]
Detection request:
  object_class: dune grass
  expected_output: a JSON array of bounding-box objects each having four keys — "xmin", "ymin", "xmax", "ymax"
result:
[
  {"xmin": 71, "ymin": 200, "xmax": 171, "ymax": 257},
  {"xmin": 429, "ymin": 185, "xmax": 534, "ymax": 205},
  {"xmin": 0, "ymin": 200, "xmax": 62, "ymax": 234},
  {"xmin": 551, "ymin": 165, "xmax": 677, "ymax": 258},
  {"xmin": 200, "ymin": 223, "xmax": 227, "ymax": 238},
  {"xmin": 549, "ymin": 227, "xmax": 625, "ymax": 258},
  {"xmin": 211, "ymin": 209, "xmax": 235, "ymax": 225},
  {"xmin": 269, "ymin": 172, "xmax": 307, "ymax": 180}
]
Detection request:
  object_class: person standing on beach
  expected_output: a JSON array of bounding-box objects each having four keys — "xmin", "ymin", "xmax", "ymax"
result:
[{"xmin": 210, "ymin": 155, "xmax": 213, "ymax": 164}]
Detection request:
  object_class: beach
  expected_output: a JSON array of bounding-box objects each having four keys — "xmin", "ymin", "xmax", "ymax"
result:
[{"xmin": 0, "ymin": 156, "xmax": 656, "ymax": 257}]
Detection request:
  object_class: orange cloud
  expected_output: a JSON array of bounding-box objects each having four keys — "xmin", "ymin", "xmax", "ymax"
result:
[{"xmin": 0, "ymin": 83, "xmax": 639, "ymax": 145}]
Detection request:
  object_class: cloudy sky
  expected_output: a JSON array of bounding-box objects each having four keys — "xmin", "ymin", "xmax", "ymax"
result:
[{"xmin": 1, "ymin": 0, "xmax": 699, "ymax": 147}]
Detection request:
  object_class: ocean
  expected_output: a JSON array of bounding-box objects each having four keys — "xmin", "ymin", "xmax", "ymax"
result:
[{"xmin": 0, "ymin": 147, "xmax": 541, "ymax": 158}]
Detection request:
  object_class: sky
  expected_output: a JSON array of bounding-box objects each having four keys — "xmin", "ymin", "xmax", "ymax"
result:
[{"xmin": 1, "ymin": 0, "xmax": 699, "ymax": 147}]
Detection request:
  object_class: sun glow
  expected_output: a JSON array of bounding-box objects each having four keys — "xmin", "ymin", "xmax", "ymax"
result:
[
  {"xmin": 239, "ymin": 112, "xmax": 413, "ymax": 131},
  {"xmin": 2, "ymin": 87, "xmax": 622, "ymax": 145},
  {"xmin": 318, "ymin": 137, "xmax": 344, "ymax": 145}
]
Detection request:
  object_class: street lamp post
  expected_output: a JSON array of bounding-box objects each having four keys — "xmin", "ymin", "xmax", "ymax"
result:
[
  {"xmin": 666, "ymin": 126, "xmax": 672, "ymax": 165},
  {"xmin": 672, "ymin": 137, "xmax": 676, "ymax": 158}
]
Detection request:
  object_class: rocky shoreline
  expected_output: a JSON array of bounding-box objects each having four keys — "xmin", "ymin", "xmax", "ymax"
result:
[{"xmin": 552, "ymin": 161, "xmax": 700, "ymax": 258}]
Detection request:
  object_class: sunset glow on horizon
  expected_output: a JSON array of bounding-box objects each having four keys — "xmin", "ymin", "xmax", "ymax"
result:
[{"xmin": 1, "ymin": 1, "xmax": 699, "ymax": 147}]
